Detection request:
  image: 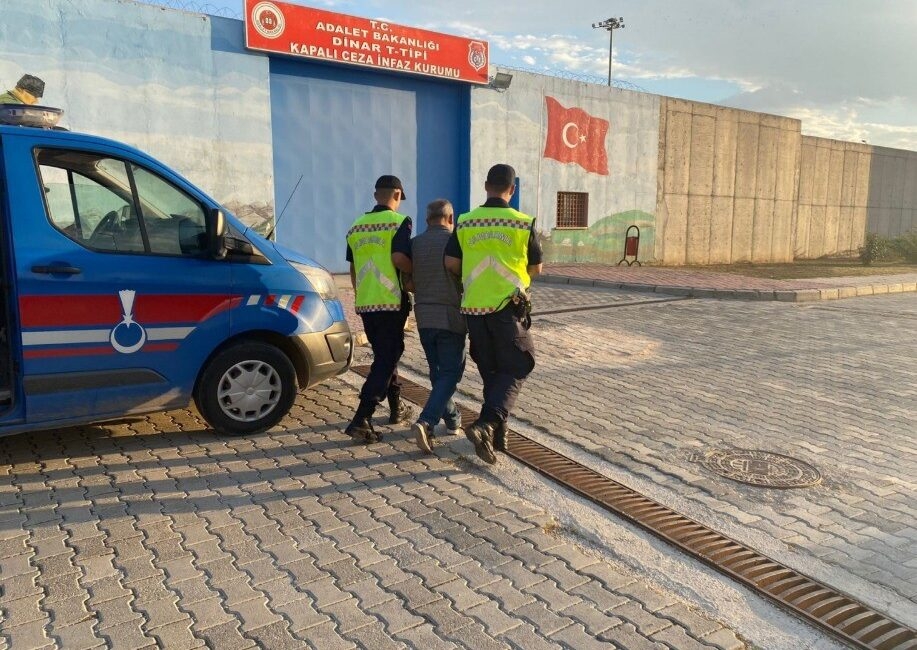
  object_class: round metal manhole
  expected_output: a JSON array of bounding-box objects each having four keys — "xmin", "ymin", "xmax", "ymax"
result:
[{"xmin": 699, "ymin": 449, "xmax": 822, "ymax": 488}]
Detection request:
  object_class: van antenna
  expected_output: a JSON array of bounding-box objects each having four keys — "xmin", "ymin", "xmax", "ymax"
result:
[{"xmin": 264, "ymin": 174, "xmax": 304, "ymax": 240}]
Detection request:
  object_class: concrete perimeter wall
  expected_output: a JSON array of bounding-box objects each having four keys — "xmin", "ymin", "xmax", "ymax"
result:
[
  {"xmin": 866, "ymin": 146, "xmax": 917, "ymax": 240},
  {"xmin": 655, "ymin": 98, "xmax": 801, "ymax": 265},
  {"xmin": 795, "ymin": 137, "xmax": 871, "ymax": 258},
  {"xmin": 659, "ymin": 106, "xmax": 917, "ymax": 265}
]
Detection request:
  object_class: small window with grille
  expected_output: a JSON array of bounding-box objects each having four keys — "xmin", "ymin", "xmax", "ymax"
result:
[{"xmin": 556, "ymin": 191, "xmax": 588, "ymax": 228}]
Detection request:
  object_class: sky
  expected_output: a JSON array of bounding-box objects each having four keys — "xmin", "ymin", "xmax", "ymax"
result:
[{"xmin": 144, "ymin": 0, "xmax": 917, "ymax": 150}]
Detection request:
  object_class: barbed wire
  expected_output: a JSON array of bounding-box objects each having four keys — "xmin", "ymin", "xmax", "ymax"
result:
[
  {"xmin": 132, "ymin": 0, "xmax": 241, "ymax": 18},
  {"xmin": 494, "ymin": 63, "xmax": 648, "ymax": 93},
  {"xmin": 133, "ymin": 1, "xmax": 647, "ymax": 92}
]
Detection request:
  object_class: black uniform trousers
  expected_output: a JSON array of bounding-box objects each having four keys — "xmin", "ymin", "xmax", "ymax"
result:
[
  {"xmin": 356, "ymin": 301, "xmax": 411, "ymax": 417},
  {"xmin": 466, "ymin": 304, "xmax": 536, "ymax": 427}
]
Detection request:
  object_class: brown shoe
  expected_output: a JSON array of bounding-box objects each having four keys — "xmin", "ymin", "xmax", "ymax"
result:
[{"xmin": 412, "ymin": 421, "xmax": 435, "ymax": 454}]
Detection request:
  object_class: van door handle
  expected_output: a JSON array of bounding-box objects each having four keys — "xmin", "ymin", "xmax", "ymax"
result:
[{"xmin": 31, "ymin": 264, "xmax": 82, "ymax": 275}]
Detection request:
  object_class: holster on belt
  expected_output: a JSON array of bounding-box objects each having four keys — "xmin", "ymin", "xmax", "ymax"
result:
[{"xmin": 511, "ymin": 288, "xmax": 532, "ymax": 330}]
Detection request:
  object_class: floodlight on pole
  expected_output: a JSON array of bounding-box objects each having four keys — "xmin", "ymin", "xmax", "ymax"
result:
[{"xmin": 592, "ymin": 17, "xmax": 625, "ymax": 86}]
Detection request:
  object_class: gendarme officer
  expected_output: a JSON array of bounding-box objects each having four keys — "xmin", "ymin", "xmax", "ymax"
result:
[
  {"xmin": 344, "ymin": 175, "xmax": 414, "ymax": 443},
  {"xmin": 445, "ymin": 164, "xmax": 542, "ymax": 463}
]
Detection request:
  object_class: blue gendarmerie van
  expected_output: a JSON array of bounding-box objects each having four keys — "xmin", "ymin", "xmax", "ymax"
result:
[{"xmin": 0, "ymin": 104, "xmax": 352, "ymax": 436}]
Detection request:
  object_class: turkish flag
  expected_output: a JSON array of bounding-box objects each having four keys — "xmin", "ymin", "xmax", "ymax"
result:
[{"xmin": 543, "ymin": 96, "xmax": 609, "ymax": 175}]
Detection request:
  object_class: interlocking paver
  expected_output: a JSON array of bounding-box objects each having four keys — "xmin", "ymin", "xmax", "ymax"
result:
[
  {"xmin": 0, "ymin": 350, "xmax": 767, "ymax": 650},
  {"xmin": 393, "ymin": 287, "xmax": 917, "ymax": 622}
]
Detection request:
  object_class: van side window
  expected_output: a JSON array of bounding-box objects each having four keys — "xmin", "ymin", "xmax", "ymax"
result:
[
  {"xmin": 36, "ymin": 149, "xmax": 207, "ymax": 257},
  {"xmin": 131, "ymin": 165, "xmax": 207, "ymax": 255},
  {"xmin": 38, "ymin": 152, "xmax": 143, "ymax": 253}
]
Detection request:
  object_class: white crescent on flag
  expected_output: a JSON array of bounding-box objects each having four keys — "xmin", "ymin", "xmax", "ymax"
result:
[{"xmin": 562, "ymin": 122, "xmax": 579, "ymax": 148}]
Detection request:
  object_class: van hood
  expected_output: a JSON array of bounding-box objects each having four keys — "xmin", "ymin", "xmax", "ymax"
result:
[{"xmin": 266, "ymin": 239, "xmax": 326, "ymax": 270}]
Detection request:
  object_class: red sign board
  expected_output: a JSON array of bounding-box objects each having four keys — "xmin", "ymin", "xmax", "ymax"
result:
[{"xmin": 244, "ymin": 0, "xmax": 489, "ymax": 84}]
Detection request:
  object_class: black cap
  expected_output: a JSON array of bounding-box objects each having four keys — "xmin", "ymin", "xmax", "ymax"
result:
[
  {"xmin": 375, "ymin": 175, "xmax": 407, "ymax": 200},
  {"xmin": 485, "ymin": 163, "xmax": 516, "ymax": 188},
  {"xmin": 17, "ymin": 74, "xmax": 44, "ymax": 98}
]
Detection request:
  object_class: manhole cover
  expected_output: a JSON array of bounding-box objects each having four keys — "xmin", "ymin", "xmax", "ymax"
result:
[{"xmin": 698, "ymin": 449, "xmax": 821, "ymax": 488}]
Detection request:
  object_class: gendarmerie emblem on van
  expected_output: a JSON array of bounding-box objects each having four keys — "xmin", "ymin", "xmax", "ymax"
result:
[{"xmin": 110, "ymin": 290, "xmax": 147, "ymax": 354}]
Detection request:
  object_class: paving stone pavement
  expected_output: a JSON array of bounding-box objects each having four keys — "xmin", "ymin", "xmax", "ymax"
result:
[
  {"xmin": 0, "ymin": 380, "xmax": 748, "ymax": 649},
  {"xmin": 539, "ymin": 264, "xmax": 917, "ymax": 302},
  {"xmin": 395, "ymin": 287, "xmax": 917, "ymax": 625}
]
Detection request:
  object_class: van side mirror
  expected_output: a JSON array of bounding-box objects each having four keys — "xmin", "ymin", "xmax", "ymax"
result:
[{"xmin": 207, "ymin": 208, "xmax": 227, "ymax": 260}]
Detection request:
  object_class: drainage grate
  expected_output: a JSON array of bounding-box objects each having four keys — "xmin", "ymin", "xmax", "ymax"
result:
[
  {"xmin": 350, "ymin": 366, "xmax": 917, "ymax": 650},
  {"xmin": 698, "ymin": 449, "xmax": 823, "ymax": 488}
]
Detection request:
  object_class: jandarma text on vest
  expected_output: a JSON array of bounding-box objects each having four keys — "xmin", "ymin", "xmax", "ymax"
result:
[
  {"xmin": 467, "ymin": 231, "xmax": 512, "ymax": 247},
  {"xmin": 353, "ymin": 235, "xmax": 385, "ymax": 248}
]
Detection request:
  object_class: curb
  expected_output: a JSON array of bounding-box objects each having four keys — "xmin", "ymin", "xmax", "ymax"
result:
[{"xmin": 535, "ymin": 275, "xmax": 917, "ymax": 302}]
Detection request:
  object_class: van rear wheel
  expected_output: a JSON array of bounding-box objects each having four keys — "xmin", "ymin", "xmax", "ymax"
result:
[{"xmin": 195, "ymin": 341, "xmax": 297, "ymax": 436}]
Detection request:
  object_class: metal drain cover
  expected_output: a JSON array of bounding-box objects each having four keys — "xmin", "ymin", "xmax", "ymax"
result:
[{"xmin": 699, "ymin": 449, "xmax": 821, "ymax": 488}]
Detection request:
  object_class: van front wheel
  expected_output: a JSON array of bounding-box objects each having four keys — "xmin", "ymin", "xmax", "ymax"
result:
[{"xmin": 195, "ymin": 342, "xmax": 297, "ymax": 436}]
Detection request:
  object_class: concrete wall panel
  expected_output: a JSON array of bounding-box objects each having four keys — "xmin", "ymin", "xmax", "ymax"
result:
[
  {"xmin": 661, "ymin": 194, "xmax": 688, "ymax": 265},
  {"xmin": 775, "ymin": 129, "xmax": 800, "ymax": 201},
  {"xmin": 752, "ymin": 199, "xmax": 775, "ymax": 261},
  {"xmin": 798, "ymin": 139, "xmax": 816, "ymax": 205},
  {"xmin": 773, "ymin": 200, "xmax": 795, "ymax": 261},
  {"xmin": 826, "ymin": 146, "xmax": 845, "ymax": 207},
  {"xmin": 709, "ymin": 196, "xmax": 734, "ymax": 263},
  {"xmin": 841, "ymin": 149, "xmax": 858, "ymax": 207},
  {"xmin": 813, "ymin": 144, "xmax": 830, "ymax": 206},
  {"xmin": 755, "ymin": 127, "xmax": 779, "ymax": 200},
  {"xmin": 838, "ymin": 206, "xmax": 855, "ymax": 253},
  {"xmin": 713, "ymin": 108, "xmax": 738, "ymax": 196},
  {"xmin": 905, "ymin": 155, "xmax": 917, "ymax": 210},
  {"xmin": 665, "ymin": 110, "xmax": 692, "ymax": 195},
  {"xmin": 657, "ymin": 99, "xmax": 802, "ymax": 264},
  {"xmin": 824, "ymin": 205, "xmax": 841, "ymax": 256},
  {"xmin": 731, "ymin": 198, "xmax": 755, "ymax": 262},
  {"xmin": 734, "ymin": 122, "xmax": 760, "ymax": 198},
  {"xmin": 809, "ymin": 206, "xmax": 827, "ymax": 258},
  {"xmin": 686, "ymin": 195, "xmax": 712, "ymax": 264},
  {"xmin": 795, "ymin": 203, "xmax": 811, "ymax": 257},
  {"xmin": 689, "ymin": 115, "xmax": 716, "ymax": 196}
]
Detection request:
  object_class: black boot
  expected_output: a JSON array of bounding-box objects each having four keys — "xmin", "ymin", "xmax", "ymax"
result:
[
  {"xmin": 346, "ymin": 400, "xmax": 380, "ymax": 443},
  {"xmin": 345, "ymin": 417, "xmax": 381, "ymax": 444},
  {"xmin": 464, "ymin": 421, "xmax": 497, "ymax": 465},
  {"xmin": 387, "ymin": 390, "xmax": 413, "ymax": 424},
  {"xmin": 493, "ymin": 420, "xmax": 507, "ymax": 452}
]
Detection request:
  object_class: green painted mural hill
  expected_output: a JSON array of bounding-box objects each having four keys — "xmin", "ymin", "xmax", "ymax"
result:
[{"xmin": 543, "ymin": 210, "xmax": 656, "ymax": 263}]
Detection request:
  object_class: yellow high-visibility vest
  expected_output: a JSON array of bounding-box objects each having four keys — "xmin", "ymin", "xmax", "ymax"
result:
[
  {"xmin": 347, "ymin": 210, "xmax": 406, "ymax": 313},
  {"xmin": 456, "ymin": 206, "xmax": 533, "ymax": 314}
]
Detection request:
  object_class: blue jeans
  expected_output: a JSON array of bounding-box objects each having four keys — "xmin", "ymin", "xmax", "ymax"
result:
[{"xmin": 418, "ymin": 328, "xmax": 466, "ymax": 430}]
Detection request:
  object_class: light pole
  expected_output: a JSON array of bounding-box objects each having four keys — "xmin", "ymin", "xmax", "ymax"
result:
[{"xmin": 592, "ymin": 17, "xmax": 625, "ymax": 86}]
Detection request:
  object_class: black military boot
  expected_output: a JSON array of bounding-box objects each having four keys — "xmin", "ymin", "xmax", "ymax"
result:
[
  {"xmin": 387, "ymin": 390, "xmax": 414, "ymax": 424},
  {"xmin": 464, "ymin": 421, "xmax": 497, "ymax": 465},
  {"xmin": 493, "ymin": 420, "xmax": 507, "ymax": 452},
  {"xmin": 346, "ymin": 400, "xmax": 380, "ymax": 443},
  {"xmin": 345, "ymin": 417, "xmax": 379, "ymax": 444}
]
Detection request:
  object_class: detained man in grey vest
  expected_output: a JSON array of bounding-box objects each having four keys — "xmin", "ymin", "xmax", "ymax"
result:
[{"xmin": 410, "ymin": 199, "xmax": 467, "ymax": 452}]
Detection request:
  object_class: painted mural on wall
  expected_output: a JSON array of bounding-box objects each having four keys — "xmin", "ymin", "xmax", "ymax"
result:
[
  {"xmin": 1, "ymin": 0, "xmax": 275, "ymax": 232},
  {"xmin": 471, "ymin": 68, "xmax": 659, "ymax": 264}
]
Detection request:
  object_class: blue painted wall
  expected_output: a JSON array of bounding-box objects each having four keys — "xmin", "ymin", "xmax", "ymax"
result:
[
  {"xmin": 269, "ymin": 58, "xmax": 471, "ymax": 272},
  {"xmin": 1, "ymin": 1, "xmax": 275, "ymax": 231},
  {"xmin": 2, "ymin": 0, "xmax": 472, "ymax": 272}
]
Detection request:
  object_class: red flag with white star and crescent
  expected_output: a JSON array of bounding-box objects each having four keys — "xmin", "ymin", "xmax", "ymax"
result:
[{"xmin": 543, "ymin": 96, "xmax": 609, "ymax": 175}]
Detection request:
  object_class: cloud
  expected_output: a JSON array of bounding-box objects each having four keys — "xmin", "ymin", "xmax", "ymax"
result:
[{"xmin": 157, "ymin": 0, "xmax": 917, "ymax": 149}]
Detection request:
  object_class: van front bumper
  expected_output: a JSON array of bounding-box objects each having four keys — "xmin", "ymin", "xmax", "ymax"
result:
[{"xmin": 294, "ymin": 320, "xmax": 353, "ymax": 388}]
